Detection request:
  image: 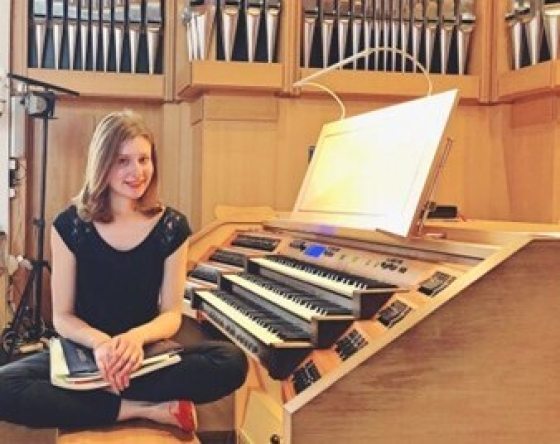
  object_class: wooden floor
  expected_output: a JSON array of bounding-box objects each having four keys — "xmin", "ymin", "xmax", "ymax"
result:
[
  {"xmin": 58, "ymin": 420, "xmax": 200, "ymax": 444},
  {"xmin": 0, "ymin": 420, "xmax": 57, "ymax": 444}
]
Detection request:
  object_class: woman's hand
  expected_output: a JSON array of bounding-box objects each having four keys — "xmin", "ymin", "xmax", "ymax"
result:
[
  {"xmin": 105, "ymin": 330, "xmax": 145, "ymax": 392},
  {"xmin": 93, "ymin": 339, "xmax": 118, "ymax": 391}
]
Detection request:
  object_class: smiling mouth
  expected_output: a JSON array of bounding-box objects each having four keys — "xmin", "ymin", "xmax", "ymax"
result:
[{"xmin": 125, "ymin": 181, "xmax": 145, "ymax": 188}]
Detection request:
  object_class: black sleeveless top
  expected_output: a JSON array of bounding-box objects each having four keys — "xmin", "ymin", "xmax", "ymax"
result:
[{"xmin": 53, "ymin": 205, "xmax": 191, "ymax": 336}]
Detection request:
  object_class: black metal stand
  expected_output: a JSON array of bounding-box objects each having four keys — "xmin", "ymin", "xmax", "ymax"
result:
[{"xmin": 1, "ymin": 74, "xmax": 79, "ymax": 364}]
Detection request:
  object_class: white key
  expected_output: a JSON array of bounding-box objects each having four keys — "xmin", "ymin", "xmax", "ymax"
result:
[
  {"xmin": 196, "ymin": 290, "xmax": 283, "ymax": 345},
  {"xmin": 225, "ymin": 274, "xmax": 320, "ymax": 321},
  {"xmin": 252, "ymin": 257, "xmax": 358, "ymax": 297}
]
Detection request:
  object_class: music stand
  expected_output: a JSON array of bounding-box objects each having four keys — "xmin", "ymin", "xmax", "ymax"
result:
[{"xmin": 1, "ymin": 73, "xmax": 79, "ymax": 363}]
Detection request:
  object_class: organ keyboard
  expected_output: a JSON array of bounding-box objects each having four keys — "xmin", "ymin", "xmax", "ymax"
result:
[
  {"xmin": 188, "ymin": 226, "xmax": 465, "ymax": 377},
  {"xmin": 249, "ymin": 255, "xmax": 398, "ymax": 296},
  {"xmin": 224, "ymin": 272, "xmax": 353, "ymax": 319},
  {"xmin": 183, "ymin": 216, "xmax": 560, "ymax": 444}
]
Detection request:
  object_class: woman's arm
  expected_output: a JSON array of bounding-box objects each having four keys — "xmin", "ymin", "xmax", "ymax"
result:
[{"xmin": 50, "ymin": 228, "xmax": 111, "ymax": 349}]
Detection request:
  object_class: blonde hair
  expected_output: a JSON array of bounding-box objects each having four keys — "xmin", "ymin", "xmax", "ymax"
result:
[{"xmin": 74, "ymin": 110, "xmax": 162, "ymax": 222}]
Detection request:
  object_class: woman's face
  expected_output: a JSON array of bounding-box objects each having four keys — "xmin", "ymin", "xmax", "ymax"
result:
[{"xmin": 107, "ymin": 136, "xmax": 154, "ymax": 203}]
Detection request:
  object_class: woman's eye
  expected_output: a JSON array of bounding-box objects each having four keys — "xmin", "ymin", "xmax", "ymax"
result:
[{"xmin": 118, "ymin": 158, "xmax": 128, "ymax": 166}]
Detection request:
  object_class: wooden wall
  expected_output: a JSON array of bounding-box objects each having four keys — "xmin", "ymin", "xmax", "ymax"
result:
[
  {"xmin": 13, "ymin": 85, "xmax": 560, "ymax": 261},
  {"xmin": 504, "ymin": 95, "xmax": 560, "ymax": 223},
  {"xmin": 11, "ymin": 91, "xmax": 548, "ymax": 257}
]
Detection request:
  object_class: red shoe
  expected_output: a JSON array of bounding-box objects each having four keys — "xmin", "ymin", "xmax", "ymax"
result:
[{"xmin": 170, "ymin": 400, "xmax": 198, "ymax": 433}]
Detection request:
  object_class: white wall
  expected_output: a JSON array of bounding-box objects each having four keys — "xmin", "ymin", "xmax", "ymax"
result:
[
  {"xmin": 0, "ymin": 0, "xmax": 11, "ymax": 235},
  {"xmin": 0, "ymin": 0, "xmax": 11, "ymax": 330}
]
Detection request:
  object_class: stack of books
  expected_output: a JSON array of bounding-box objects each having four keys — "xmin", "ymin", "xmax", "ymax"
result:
[{"xmin": 50, "ymin": 337, "xmax": 183, "ymax": 390}]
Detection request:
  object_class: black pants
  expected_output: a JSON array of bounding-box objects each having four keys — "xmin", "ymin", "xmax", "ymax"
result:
[{"xmin": 0, "ymin": 341, "xmax": 248, "ymax": 428}]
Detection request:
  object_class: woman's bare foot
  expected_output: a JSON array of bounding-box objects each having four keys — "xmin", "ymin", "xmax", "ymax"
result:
[
  {"xmin": 118, "ymin": 399, "xmax": 198, "ymax": 433},
  {"xmin": 145, "ymin": 400, "xmax": 197, "ymax": 432}
]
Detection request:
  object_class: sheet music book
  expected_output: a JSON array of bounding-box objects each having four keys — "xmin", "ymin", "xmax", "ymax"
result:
[{"xmin": 50, "ymin": 337, "xmax": 183, "ymax": 390}]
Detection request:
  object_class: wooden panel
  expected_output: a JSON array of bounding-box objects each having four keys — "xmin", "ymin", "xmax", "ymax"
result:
[
  {"xmin": 493, "ymin": 0, "xmax": 511, "ymax": 83},
  {"xmin": 199, "ymin": 119, "xmax": 279, "ymax": 227},
  {"xmin": 503, "ymin": 96, "xmax": 557, "ymax": 222},
  {"xmin": 493, "ymin": 0, "xmax": 514, "ymax": 101},
  {"xmin": 26, "ymin": 70, "xmax": 165, "ymax": 101},
  {"xmin": 201, "ymin": 95, "xmax": 278, "ymax": 122},
  {"xmin": 273, "ymin": 98, "xmax": 330, "ymax": 212},
  {"xmin": 163, "ymin": 0, "xmax": 177, "ymax": 100},
  {"xmin": 296, "ymin": 69, "xmax": 481, "ymax": 102},
  {"xmin": 429, "ymin": 219, "xmax": 560, "ymax": 239},
  {"xmin": 190, "ymin": 120, "xmax": 204, "ymax": 231},
  {"xmin": 173, "ymin": 0, "xmax": 190, "ymax": 89},
  {"xmin": 290, "ymin": 240, "xmax": 560, "ymax": 443},
  {"xmin": 158, "ymin": 102, "xmax": 202, "ymax": 229},
  {"xmin": 10, "ymin": 0, "xmax": 26, "ymax": 75},
  {"xmin": 436, "ymin": 104, "xmax": 511, "ymax": 220},
  {"xmin": 511, "ymin": 95, "xmax": 555, "ymax": 127},
  {"xmin": 158, "ymin": 102, "xmax": 199, "ymax": 229},
  {"xmin": 190, "ymin": 98, "xmax": 204, "ymax": 125},
  {"xmin": 553, "ymin": 98, "xmax": 560, "ymax": 222},
  {"xmin": 504, "ymin": 131, "xmax": 555, "ymax": 222},
  {"xmin": 160, "ymin": 104, "xmax": 182, "ymax": 209},
  {"xmin": 497, "ymin": 62, "xmax": 552, "ymax": 101},
  {"xmin": 176, "ymin": 103, "xmax": 197, "ymax": 226},
  {"xmin": 281, "ymin": 0, "xmax": 301, "ymax": 96},
  {"xmin": 474, "ymin": 0, "xmax": 495, "ymax": 103},
  {"xmin": 176, "ymin": 61, "xmax": 284, "ymax": 98}
]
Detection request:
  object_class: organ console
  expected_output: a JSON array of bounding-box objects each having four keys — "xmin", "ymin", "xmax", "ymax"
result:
[{"xmin": 182, "ymin": 90, "xmax": 560, "ymax": 443}]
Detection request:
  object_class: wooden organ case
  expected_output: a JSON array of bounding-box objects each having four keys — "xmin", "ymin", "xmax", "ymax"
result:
[{"xmin": 183, "ymin": 91, "xmax": 560, "ymax": 444}]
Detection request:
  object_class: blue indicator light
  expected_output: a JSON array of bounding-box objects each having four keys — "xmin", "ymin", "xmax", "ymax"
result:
[{"xmin": 304, "ymin": 245, "xmax": 326, "ymax": 258}]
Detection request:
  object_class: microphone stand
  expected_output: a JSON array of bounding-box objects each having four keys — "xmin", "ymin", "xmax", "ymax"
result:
[{"xmin": 1, "ymin": 73, "xmax": 79, "ymax": 364}]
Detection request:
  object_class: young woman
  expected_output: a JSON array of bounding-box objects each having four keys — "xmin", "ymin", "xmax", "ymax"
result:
[{"xmin": 0, "ymin": 110, "xmax": 248, "ymax": 432}]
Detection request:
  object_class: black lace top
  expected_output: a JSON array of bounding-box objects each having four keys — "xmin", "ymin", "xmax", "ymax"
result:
[{"xmin": 52, "ymin": 205, "xmax": 191, "ymax": 336}]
